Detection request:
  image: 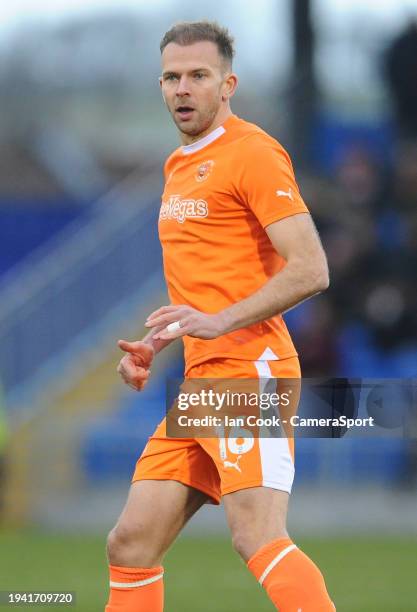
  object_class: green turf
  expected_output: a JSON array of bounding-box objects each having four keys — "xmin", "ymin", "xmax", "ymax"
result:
[{"xmin": 0, "ymin": 530, "xmax": 416, "ymax": 611}]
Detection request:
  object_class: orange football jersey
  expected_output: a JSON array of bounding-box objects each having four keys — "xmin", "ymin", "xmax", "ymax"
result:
[{"xmin": 159, "ymin": 114, "xmax": 309, "ymax": 371}]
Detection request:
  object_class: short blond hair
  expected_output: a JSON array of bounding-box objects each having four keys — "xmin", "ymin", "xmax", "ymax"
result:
[{"xmin": 160, "ymin": 21, "xmax": 235, "ymax": 67}]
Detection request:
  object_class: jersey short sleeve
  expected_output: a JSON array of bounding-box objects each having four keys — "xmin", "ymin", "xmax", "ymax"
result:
[{"xmin": 238, "ymin": 137, "xmax": 309, "ymax": 228}]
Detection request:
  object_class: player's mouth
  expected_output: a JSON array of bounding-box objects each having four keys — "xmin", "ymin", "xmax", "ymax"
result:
[{"xmin": 175, "ymin": 106, "xmax": 195, "ymax": 120}]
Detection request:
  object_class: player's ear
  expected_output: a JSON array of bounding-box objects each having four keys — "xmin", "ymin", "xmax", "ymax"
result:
[
  {"xmin": 159, "ymin": 77, "xmax": 166, "ymax": 103},
  {"xmin": 222, "ymin": 72, "xmax": 238, "ymax": 101}
]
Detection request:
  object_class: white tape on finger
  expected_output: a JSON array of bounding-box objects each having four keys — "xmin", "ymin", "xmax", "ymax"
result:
[{"xmin": 166, "ymin": 320, "xmax": 181, "ymax": 333}]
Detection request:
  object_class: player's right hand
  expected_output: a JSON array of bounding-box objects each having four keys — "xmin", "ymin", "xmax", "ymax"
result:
[{"xmin": 117, "ymin": 340, "xmax": 155, "ymax": 392}]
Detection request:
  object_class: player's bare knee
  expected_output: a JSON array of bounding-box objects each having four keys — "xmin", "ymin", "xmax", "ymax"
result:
[
  {"xmin": 107, "ymin": 522, "xmax": 158, "ymax": 566},
  {"xmin": 231, "ymin": 528, "xmax": 255, "ymax": 562},
  {"xmin": 106, "ymin": 525, "xmax": 129, "ymax": 562},
  {"xmin": 231, "ymin": 524, "xmax": 289, "ymax": 563}
]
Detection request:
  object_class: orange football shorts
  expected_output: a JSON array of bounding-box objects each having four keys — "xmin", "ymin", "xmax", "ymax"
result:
[{"xmin": 132, "ymin": 356, "xmax": 301, "ymax": 504}]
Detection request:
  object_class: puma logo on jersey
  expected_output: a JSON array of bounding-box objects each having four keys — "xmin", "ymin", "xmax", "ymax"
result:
[
  {"xmin": 160, "ymin": 194, "xmax": 209, "ymax": 224},
  {"xmin": 276, "ymin": 188, "xmax": 294, "ymax": 201},
  {"xmin": 223, "ymin": 455, "xmax": 242, "ymax": 473}
]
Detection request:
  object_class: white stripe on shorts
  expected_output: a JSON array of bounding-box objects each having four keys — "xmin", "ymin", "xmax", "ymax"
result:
[{"xmin": 253, "ymin": 355, "xmax": 295, "ymax": 494}]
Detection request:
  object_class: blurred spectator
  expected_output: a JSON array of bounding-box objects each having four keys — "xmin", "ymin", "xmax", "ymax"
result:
[
  {"xmin": 297, "ymin": 135, "xmax": 417, "ymax": 378},
  {"xmin": 289, "ymin": 297, "xmax": 340, "ymax": 376},
  {"xmin": 384, "ymin": 21, "xmax": 417, "ymax": 138}
]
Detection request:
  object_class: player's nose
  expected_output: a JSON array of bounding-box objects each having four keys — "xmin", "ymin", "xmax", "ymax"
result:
[{"xmin": 176, "ymin": 75, "xmax": 191, "ymax": 96}]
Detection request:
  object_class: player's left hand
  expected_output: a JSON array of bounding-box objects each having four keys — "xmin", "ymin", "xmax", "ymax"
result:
[{"xmin": 145, "ymin": 305, "xmax": 226, "ymax": 340}]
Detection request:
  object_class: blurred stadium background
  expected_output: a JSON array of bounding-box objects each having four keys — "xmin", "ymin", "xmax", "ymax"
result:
[{"xmin": 0, "ymin": 1, "xmax": 416, "ymax": 610}]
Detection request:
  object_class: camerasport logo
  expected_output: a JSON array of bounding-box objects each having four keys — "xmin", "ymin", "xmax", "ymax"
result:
[
  {"xmin": 195, "ymin": 160, "xmax": 214, "ymax": 182},
  {"xmin": 159, "ymin": 194, "xmax": 209, "ymax": 224}
]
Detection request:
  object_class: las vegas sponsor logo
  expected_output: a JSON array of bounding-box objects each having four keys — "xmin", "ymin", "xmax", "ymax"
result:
[{"xmin": 160, "ymin": 194, "xmax": 209, "ymax": 224}]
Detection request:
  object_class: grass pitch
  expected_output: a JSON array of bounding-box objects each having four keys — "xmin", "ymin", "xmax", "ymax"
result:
[{"xmin": 0, "ymin": 531, "xmax": 416, "ymax": 611}]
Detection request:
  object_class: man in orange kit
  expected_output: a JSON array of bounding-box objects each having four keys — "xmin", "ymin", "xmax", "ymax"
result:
[{"xmin": 105, "ymin": 21, "xmax": 335, "ymax": 611}]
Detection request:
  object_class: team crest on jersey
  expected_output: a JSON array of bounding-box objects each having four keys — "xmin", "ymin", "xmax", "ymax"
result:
[{"xmin": 195, "ymin": 160, "xmax": 214, "ymax": 182}]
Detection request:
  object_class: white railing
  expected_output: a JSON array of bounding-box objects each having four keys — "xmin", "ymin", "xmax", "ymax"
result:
[{"xmin": 0, "ymin": 171, "xmax": 163, "ymax": 400}]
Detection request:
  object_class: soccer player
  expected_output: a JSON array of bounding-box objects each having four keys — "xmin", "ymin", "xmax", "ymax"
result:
[{"xmin": 105, "ymin": 21, "xmax": 335, "ymax": 612}]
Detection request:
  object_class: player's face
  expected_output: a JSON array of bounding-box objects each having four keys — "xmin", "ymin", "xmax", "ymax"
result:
[{"xmin": 160, "ymin": 41, "xmax": 234, "ymax": 142}]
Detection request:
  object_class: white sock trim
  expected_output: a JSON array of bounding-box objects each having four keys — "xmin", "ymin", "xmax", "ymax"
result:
[
  {"xmin": 110, "ymin": 572, "xmax": 164, "ymax": 589},
  {"xmin": 258, "ymin": 544, "xmax": 297, "ymax": 585}
]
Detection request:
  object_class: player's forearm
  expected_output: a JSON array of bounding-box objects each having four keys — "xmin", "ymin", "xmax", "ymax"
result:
[
  {"xmin": 142, "ymin": 325, "xmax": 175, "ymax": 354},
  {"xmin": 218, "ymin": 258, "xmax": 329, "ymax": 334}
]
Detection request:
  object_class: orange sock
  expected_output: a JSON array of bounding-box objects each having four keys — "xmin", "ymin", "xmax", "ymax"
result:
[
  {"xmin": 105, "ymin": 564, "xmax": 164, "ymax": 611},
  {"xmin": 247, "ymin": 537, "xmax": 335, "ymax": 611}
]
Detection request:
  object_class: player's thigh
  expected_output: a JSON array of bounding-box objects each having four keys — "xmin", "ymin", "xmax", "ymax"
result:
[
  {"xmin": 112, "ymin": 479, "xmax": 207, "ymax": 553},
  {"xmin": 223, "ymin": 486, "xmax": 289, "ymax": 560},
  {"xmin": 192, "ymin": 357, "xmax": 300, "ymax": 498}
]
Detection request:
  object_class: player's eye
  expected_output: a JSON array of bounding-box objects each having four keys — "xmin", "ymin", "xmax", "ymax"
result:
[
  {"xmin": 164, "ymin": 74, "xmax": 178, "ymax": 81},
  {"xmin": 194, "ymin": 72, "xmax": 205, "ymax": 79}
]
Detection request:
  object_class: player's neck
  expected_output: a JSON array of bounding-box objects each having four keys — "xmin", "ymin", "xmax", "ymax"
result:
[{"xmin": 180, "ymin": 107, "xmax": 233, "ymax": 146}]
